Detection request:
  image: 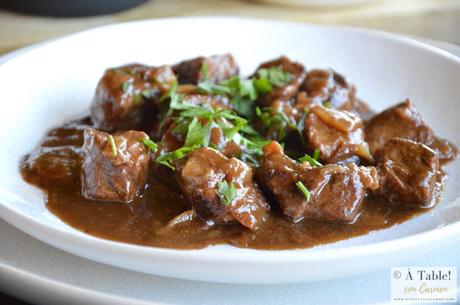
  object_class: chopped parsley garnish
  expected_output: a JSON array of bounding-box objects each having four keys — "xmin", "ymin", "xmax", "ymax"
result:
[
  {"xmin": 200, "ymin": 62, "xmax": 209, "ymax": 81},
  {"xmin": 257, "ymin": 67, "xmax": 293, "ymax": 87},
  {"xmin": 121, "ymin": 81, "xmax": 130, "ymax": 92},
  {"xmin": 198, "ymin": 76, "xmax": 257, "ymax": 118},
  {"xmin": 155, "ymin": 90, "xmax": 265, "ymax": 169},
  {"xmin": 256, "ymin": 106, "xmax": 297, "ymax": 141},
  {"xmin": 299, "ymin": 149, "xmax": 322, "ymax": 167},
  {"xmin": 160, "ymin": 80, "xmax": 178, "ymax": 102},
  {"xmin": 154, "ymin": 68, "xmax": 294, "ymax": 170},
  {"xmin": 140, "ymin": 137, "xmax": 158, "ymax": 152},
  {"xmin": 156, "ymin": 146, "xmax": 196, "ymax": 170},
  {"xmin": 216, "ymin": 181, "xmax": 237, "ymax": 206},
  {"xmin": 253, "ymin": 77, "xmax": 272, "ymax": 94},
  {"xmin": 107, "ymin": 135, "xmax": 117, "ymax": 157},
  {"xmin": 197, "ymin": 67, "xmax": 293, "ymax": 119},
  {"xmin": 313, "ymin": 148, "xmax": 320, "ymax": 160},
  {"xmin": 183, "ymin": 117, "xmax": 212, "ymax": 147},
  {"xmin": 132, "ymin": 93, "xmax": 142, "ymax": 106},
  {"xmin": 295, "ymin": 181, "xmax": 311, "ymax": 201},
  {"xmin": 198, "ymin": 82, "xmax": 233, "ymax": 96}
]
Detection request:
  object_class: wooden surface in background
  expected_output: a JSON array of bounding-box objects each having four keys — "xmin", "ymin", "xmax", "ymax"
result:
[{"xmin": 0, "ymin": 0, "xmax": 460, "ymax": 55}]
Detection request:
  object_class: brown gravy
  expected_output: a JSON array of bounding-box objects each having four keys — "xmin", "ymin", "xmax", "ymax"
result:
[{"xmin": 20, "ymin": 120, "xmax": 426, "ymax": 250}]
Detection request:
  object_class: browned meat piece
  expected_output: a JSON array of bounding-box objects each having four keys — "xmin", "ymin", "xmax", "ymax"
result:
[
  {"xmin": 21, "ymin": 146, "xmax": 80, "ymax": 188},
  {"xmin": 81, "ymin": 128, "xmax": 151, "ymax": 202},
  {"xmin": 374, "ymin": 138, "xmax": 442, "ymax": 207},
  {"xmin": 41, "ymin": 119, "xmax": 91, "ymax": 147},
  {"xmin": 296, "ymin": 69, "xmax": 358, "ymax": 111},
  {"xmin": 365, "ymin": 100, "xmax": 458, "ymax": 163},
  {"xmin": 175, "ymin": 147, "xmax": 269, "ymax": 229},
  {"xmin": 256, "ymin": 56, "xmax": 306, "ymax": 107},
  {"xmin": 90, "ymin": 64, "xmax": 176, "ymax": 132},
  {"xmin": 365, "ymin": 100, "xmax": 434, "ymax": 156},
  {"xmin": 173, "ymin": 54, "xmax": 239, "ymax": 85},
  {"xmin": 430, "ymin": 137, "xmax": 458, "ymax": 164},
  {"xmin": 257, "ymin": 142, "xmax": 378, "ymax": 223},
  {"xmin": 304, "ymin": 105, "xmax": 373, "ymax": 164}
]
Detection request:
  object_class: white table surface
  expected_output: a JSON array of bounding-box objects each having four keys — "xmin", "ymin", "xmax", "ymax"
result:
[{"xmin": 0, "ymin": 36, "xmax": 459, "ymax": 305}]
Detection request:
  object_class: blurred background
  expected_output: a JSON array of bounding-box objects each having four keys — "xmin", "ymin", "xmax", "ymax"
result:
[{"xmin": 0, "ymin": 0, "xmax": 460, "ymax": 56}]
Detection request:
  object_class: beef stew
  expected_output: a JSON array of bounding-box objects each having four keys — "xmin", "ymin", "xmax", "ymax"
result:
[{"xmin": 20, "ymin": 54, "xmax": 458, "ymax": 250}]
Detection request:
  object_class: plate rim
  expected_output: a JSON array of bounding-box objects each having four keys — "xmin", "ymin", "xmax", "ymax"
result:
[
  {"xmin": 0, "ymin": 261, "xmax": 157, "ymax": 305},
  {"xmin": 1, "ymin": 15, "xmax": 460, "ymax": 265}
]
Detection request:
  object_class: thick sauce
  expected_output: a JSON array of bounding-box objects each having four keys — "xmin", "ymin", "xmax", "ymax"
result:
[{"xmin": 20, "ymin": 119, "xmax": 426, "ymax": 250}]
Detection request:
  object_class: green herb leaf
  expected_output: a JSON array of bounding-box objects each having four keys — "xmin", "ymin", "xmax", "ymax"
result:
[
  {"xmin": 172, "ymin": 117, "xmax": 190, "ymax": 136},
  {"xmin": 295, "ymin": 181, "xmax": 311, "ymax": 201},
  {"xmin": 216, "ymin": 180, "xmax": 237, "ymax": 206},
  {"xmin": 198, "ymin": 81, "xmax": 233, "ymax": 95},
  {"xmin": 239, "ymin": 125, "xmax": 260, "ymax": 136},
  {"xmin": 121, "ymin": 81, "xmax": 130, "ymax": 92},
  {"xmin": 238, "ymin": 79, "xmax": 257, "ymax": 101},
  {"xmin": 257, "ymin": 67, "xmax": 293, "ymax": 87},
  {"xmin": 155, "ymin": 146, "xmax": 196, "ymax": 170},
  {"xmin": 107, "ymin": 135, "xmax": 117, "ymax": 157},
  {"xmin": 179, "ymin": 106, "xmax": 214, "ymax": 118},
  {"xmin": 219, "ymin": 77, "xmax": 240, "ymax": 92},
  {"xmin": 160, "ymin": 80, "xmax": 178, "ymax": 102},
  {"xmin": 184, "ymin": 117, "xmax": 212, "ymax": 148},
  {"xmin": 140, "ymin": 137, "xmax": 158, "ymax": 152},
  {"xmin": 231, "ymin": 132, "xmax": 269, "ymax": 166},
  {"xmin": 256, "ymin": 106, "xmax": 297, "ymax": 141},
  {"xmin": 196, "ymin": 71, "xmax": 290, "ymax": 119},
  {"xmin": 132, "ymin": 93, "xmax": 143, "ymax": 106},
  {"xmin": 230, "ymin": 96, "xmax": 255, "ymax": 119},
  {"xmin": 253, "ymin": 78, "xmax": 272, "ymax": 94},
  {"xmin": 200, "ymin": 62, "xmax": 209, "ymax": 81},
  {"xmin": 298, "ymin": 153, "xmax": 322, "ymax": 167},
  {"xmin": 169, "ymin": 91, "xmax": 188, "ymax": 109},
  {"xmin": 313, "ymin": 149, "xmax": 320, "ymax": 161}
]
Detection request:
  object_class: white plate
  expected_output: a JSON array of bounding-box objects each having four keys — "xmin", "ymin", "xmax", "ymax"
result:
[{"xmin": 0, "ymin": 17, "xmax": 459, "ymax": 284}]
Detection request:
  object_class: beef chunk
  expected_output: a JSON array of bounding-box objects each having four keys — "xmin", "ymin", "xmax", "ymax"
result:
[
  {"xmin": 365, "ymin": 100, "xmax": 434, "ymax": 156},
  {"xmin": 21, "ymin": 146, "xmax": 80, "ymax": 187},
  {"xmin": 430, "ymin": 137, "xmax": 458, "ymax": 164},
  {"xmin": 296, "ymin": 69, "xmax": 358, "ymax": 112},
  {"xmin": 304, "ymin": 105, "xmax": 373, "ymax": 163},
  {"xmin": 365, "ymin": 100, "xmax": 458, "ymax": 163},
  {"xmin": 90, "ymin": 64, "xmax": 176, "ymax": 132},
  {"xmin": 81, "ymin": 128, "xmax": 151, "ymax": 202},
  {"xmin": 256, "ymin": 56, "xmax": 306, "ymax": 107},
  {"xmin": 41, "ymin": 119, "xmax": 90, "ymax": 147},
  {"xmin": 173, "ymin": 54, "xmax": 239, "ymax": 85},
  {"xmin": 375, "ymin": 138, "xmax": 442, "ymax": 207},
  {"xmin": 175, "ymin": 147, "xmax": 269, "ymax": 229},
  {"xmin": 257, "ymin": 142, "xmax": 378, "ymax": 223}
]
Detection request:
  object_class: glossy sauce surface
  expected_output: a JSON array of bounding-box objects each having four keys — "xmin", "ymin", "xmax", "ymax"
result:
[{"xmin": 20, "ymin": 119, "xmax": 426, "ymax": 250}]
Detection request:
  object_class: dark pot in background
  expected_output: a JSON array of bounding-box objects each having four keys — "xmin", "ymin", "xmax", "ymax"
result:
[{"xmin": 0, "ymin": 0, "xmax": 149, "ymax": 17}]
